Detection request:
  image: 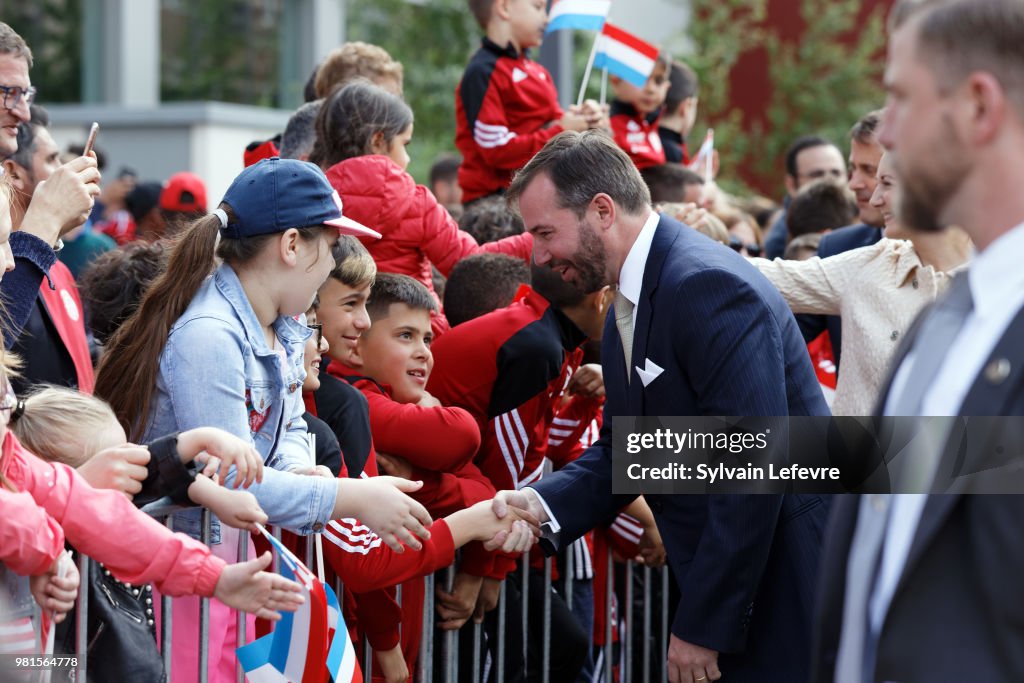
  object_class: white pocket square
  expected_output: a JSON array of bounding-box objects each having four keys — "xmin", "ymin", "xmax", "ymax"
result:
[{"xmin": 636, "ymin": 359, "xmax": 665, "ymax": 387}]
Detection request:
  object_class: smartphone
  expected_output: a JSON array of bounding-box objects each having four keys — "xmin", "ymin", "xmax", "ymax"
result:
[{"xmin": 83, "ymin": 122, "xmax": 100, "ymax": 157}]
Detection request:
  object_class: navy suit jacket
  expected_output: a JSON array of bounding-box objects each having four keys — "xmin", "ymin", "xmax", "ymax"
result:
[
  {"xmin": 533, "ymin": 215, "xmax": 831, "ymax": 681},
  {"xmin": 795, "ymin": 223, "xmax": 884, "ymax": 369},
  {"xmin": 812, "ymin": 299, "xmax": 1024, "ymax": 683}
]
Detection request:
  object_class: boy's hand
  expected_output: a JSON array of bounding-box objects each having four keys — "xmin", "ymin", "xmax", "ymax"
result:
[
  {"xmin": 579, "ymin": 99, "xmax": 611, "ymax": 130},
  {"xmin": 376, "ymin": 452, "xmax": 414, "ymax": 480},
  {"xmin": 375, "ymin": 645, "xmax": 409, "ymax": 683},
  {"xmin": 341, "ymin": 477, "xmax": 433, "ymax": 553},
  {"xmin": 78, "ymin": 444, "xmax": 150, "ymax": 498},
  {"xmin": 436, "ymin": 571, "xmax": 484, "ymax": 630},
  {"xmin": 190, "ymin": 478, "xmax": 268, "ymax": 532},
  {"xmin": 558, "ymin": 110, "xmax": 591, "ymax": 133},
  {"xmin": 474, "ymin": 578, "xmax": 502, "ymax": 623},
  {"xmin": 29, "ymin": 552, "xmax": 79, "ymax": 624},
  {"xmin": 417, "ymin": 391, "xmax": 442, "ymax": 408},
  {"xmin": 182, "ymin": 427, "xmax": 263, "ymax": 488},
  {"xmin": 213, "ymin": 551, "xmax": 305, "ymax": 621},
  {"xmin": 489, "ymin": 489, "xmax": 547, "ymax": 552},
  {"xmin": 567, "ymin": 363, "xmax": 605, "ymax": 398}
]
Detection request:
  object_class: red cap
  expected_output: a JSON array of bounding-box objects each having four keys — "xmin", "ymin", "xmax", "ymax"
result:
[{"xmin": 160, "ymin": 172, "xmax": 208, "ymax": 213}]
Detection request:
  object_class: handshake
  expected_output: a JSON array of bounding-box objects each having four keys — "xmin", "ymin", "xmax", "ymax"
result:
[{"xmin": 445, "ymin": 490, "xmax": 549, "ymax": 553}]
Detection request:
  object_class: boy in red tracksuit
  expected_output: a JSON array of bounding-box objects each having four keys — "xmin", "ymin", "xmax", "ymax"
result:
[
  {"xmin": 456, "ymin": 0, "xmax": 604, "ymax": 204},
  {"xmin": 608, "ymin": 52, "xmax": 673, "ymax": 170},
  {"xmin": 427, "ymin": 264, "xmax": 612, "ymax": 681},
  {"xmin": 335, "ymin": 272, "xmax": 498, "ymax": 679}
]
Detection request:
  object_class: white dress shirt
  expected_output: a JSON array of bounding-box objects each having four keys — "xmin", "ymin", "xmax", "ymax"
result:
[
  {"xmin": 529, "ymin": 210, "xmax": 659, "ymax": 533},
  {"xmin": 872, "ymin": 222, "xmax": 1024, "ymax": 633}
]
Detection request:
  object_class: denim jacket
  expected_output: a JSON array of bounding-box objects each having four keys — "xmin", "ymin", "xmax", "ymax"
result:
[{"xmin": 143, "ymin": 263, "xmax": 335, "ymax": 541}]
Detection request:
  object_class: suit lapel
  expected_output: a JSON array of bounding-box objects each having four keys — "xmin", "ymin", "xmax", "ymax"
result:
[
  {"xmin": 958, "ymin": 304, "xmax": 1024, "ymax": 416},
  {"xmin": 629, "ymin": 216, "xmax": 679, "ymax": 412},
  {"xmin": 889, "ymin": 495, "xmax": 959, "ymax": 603}
]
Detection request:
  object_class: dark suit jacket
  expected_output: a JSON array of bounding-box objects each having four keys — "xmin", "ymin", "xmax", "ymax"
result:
[
  {"xmin": 795, "ymin": 223, "xmax": 884, "ymax": 370},
  {"xmin": 532, "ymin": 215, "xmax": 831, "ymax": 681},
  {"xmin": 812, "ymin": 300, "xmax": 1024, "ymax": 683}
]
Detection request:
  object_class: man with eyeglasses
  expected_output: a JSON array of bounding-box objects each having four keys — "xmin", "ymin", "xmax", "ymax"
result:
[
  {"xmin": 763, "ymin": 135, "xmax": 847, "ymax": 259},
  {"xmin": 0, "ymin": 22, "xmax": 100, "ymax": 349}
]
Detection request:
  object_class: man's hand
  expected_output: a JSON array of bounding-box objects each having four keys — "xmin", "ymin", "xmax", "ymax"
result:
[
  {"xmin": 667, "ymin": 635, "xmax": 721, "ymax": 683},
  {"xmin": 213, "ymin": 551, "xmax": 304, "ymax": 621},
  {"xmin": 77, "ymin": 444, "xmax": 150, "ymax": 498},
  {"xmin": 489, "ymin": 489, "xmax": 548, "ymax": 552},
  {"xmin": 473, "ymin": 577, "xmax": 502, "ymax": 623},
  {"xmin": 376, "ymin": 452, "xmax": 415, "ymax": 480},
  {"xmin": 21, "ymin": 156, "xmax": 101, "ymax": 245},
  {"xmin": 436, "ymin": 571, "xmax": 484, "ymax": 631},
  {"xmin": 29, "ymin": 553, "xmax": 79, "ymax": 624}
]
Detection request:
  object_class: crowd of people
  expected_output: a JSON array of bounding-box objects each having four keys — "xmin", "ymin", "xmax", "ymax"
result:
[{"xmin": 2, "ymin": 0, "xmax": 1024, "ymax": 681}]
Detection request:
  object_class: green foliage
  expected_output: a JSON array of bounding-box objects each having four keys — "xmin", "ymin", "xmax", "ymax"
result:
[
  {"xmin": 0, "ymin": 0, "xmax": 83, "ymax": 103},
  {"xmin": 347, "ymin": 0, "xmax": 479, "ymax": 184},
  {"xmin": 687, "ymin": 0, "xmax": 886, "ymax": 197},
  {"xmin": 161, "ymin": 0, "xmax": 282, "ymax": 106}
]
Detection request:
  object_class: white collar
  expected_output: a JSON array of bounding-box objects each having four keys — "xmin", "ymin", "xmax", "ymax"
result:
[
  {"xmin": 617, "ymin": 211, "xmax": 659, "ymax": 305},
  {"xmin": 967, "ymin": 221, "xmax": 1024, "ymax": 319}
]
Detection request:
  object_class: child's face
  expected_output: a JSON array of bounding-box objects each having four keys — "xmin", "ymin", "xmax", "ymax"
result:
[
  {"xmin": 317, "ymin": 278, "xmax": 372, "ymax": 365},
  {"xmin": 507, "ymin": 0, "xmax": 549, "ymax": 51},
  {"xmin": 386, "ymin": 125, "xmax": 413, "ymax": 171},
  {"xmin": 353, "ymin": 303, "xmax": 434, "ymax": 404},
  {"xmin": 612, "ymin": 62, "xmax": 671, "ymax": 115},
  {"xmin": 281, "ymin": 230, "xmax": 341, "ymax": 318},
  {"xmin": 302, "ymin": 309, "xmax": 330, "ymax": 393}
]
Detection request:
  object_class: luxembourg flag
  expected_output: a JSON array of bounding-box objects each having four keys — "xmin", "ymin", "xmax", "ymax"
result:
[
  {"xmin": 688, "ymin": 128, "xmax": 715, "ymax": 181},
  {"xmin": 237, "ymin": 527, "xmax": 360, "ymax": 683},
  {"xmin": 545, "ymin": 0, "xmax": 611, "ymax": 34},
  {"xmin": 592, "ymin": 23, "xmax": 660, "ymax": 89}
]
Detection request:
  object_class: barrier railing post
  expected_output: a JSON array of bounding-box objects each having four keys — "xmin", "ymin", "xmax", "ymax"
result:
[
  {"xmin": 198, "ymin": 509, "xmax": 212, "ymax": 683},
  {"xmin": 542, "ymin": 556, "xmax": 552, "ymax": 683},
  {"xmin": 604, "ymin": 551, "xmax": 612, "ymax": 683},
  {"xmin": 661, "ymin": 565, "xmax": 669, "ymax": 683},
  {"xmin": 496, "ymin": 579, "xmax": 506, "ymax": 683},
  {"xmin": 74, "ymin": 553, "xmax": 89, "ymax": 681},
  {"xmin": 564, "ymin": 542, "xmax": 574, "ymax": 611},
  {"xmin": 624, "ymin": 561, "xmax": 634, "ymax": 683},
  {"xmin": 363, "ymin": 638, "xmax": 373, "ymax": 683},
  {"xmin": 520, "ymin": 549, "xmax": 529, "ymax": 673},
  {"xmin": 417, "ymin": 573, "xmax": 434, "ymax": 683},
  {"xmin": 162, "ymin": 516, "xmax": 175, "ymax": 679},
  {"xmin": 236, "ymin": 530, "xmax": 248, "ymax": 683},
  {"xmin": 642, "ymin": 564, "xmax": 652, "ymax": 682},
  {"xmin": 471, "ymin": 621, "xmax": 482, "ymax": 683}
]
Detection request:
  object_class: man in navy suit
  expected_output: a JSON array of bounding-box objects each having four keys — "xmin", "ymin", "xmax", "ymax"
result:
[
  {"xmin": 812, "ymin": 1, "xmax": 1024, "ymax": 681},
  {"xmin": 492, "ymin": 131, "xmax": 831, "ymax": 682}
]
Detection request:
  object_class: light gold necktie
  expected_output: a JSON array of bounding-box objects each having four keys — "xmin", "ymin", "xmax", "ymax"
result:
[{"xmin": 614, "ymin": 289, "xmax": 635, "ymax": 382}]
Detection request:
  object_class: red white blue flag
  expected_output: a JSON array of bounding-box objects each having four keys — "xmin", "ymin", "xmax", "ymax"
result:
[
  {"xmin": 593, "ymin": 23, "xmax": 660, "ymax": 89},
  {"xmin": 237, "ymin": 527, "xmax": 360, "ymax": 683},
  {"xmin": 546, "ymin": 0, "xmax": 611, "ymax": 34}
]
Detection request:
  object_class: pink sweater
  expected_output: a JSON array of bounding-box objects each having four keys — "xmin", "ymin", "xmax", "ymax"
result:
[{"xmin": 0, "ymin": 431, "xmax": 225, "ymax": 596}]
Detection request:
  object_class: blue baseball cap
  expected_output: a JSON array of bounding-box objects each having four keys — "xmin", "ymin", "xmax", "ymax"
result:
[{"xmin": 219, "ymin": 157, "xmax": 381, "ymax": 239}]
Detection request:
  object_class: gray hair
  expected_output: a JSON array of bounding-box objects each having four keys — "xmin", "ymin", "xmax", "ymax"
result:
[{"xmin": 0, "ymin": 22, "xmax": 32, "ymax": 67}]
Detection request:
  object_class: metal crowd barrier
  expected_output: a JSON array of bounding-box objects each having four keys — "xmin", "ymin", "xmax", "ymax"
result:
[{"xmin": 66, "ymin": 501, "xmax": 674, "ymax": 683}]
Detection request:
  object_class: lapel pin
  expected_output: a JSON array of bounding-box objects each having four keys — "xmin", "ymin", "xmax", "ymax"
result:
[{"xmin": 984, "ymin": 358, "xmax": 1011, "ymax": 384}]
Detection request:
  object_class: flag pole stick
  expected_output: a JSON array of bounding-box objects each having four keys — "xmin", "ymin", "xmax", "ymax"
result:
[
  {"xmin": 705, "ymin": 128, "xmax": 714, "ymax": 182},
  {"xmin": 600, "ymin": 67, "xmax": 609, "ymax": 106},
  {"xmin": 577, "ymin": 32, "xmax": 601, "ymax": 107}
]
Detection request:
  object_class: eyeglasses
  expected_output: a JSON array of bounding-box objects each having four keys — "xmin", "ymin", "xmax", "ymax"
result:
[
  {"xmin": 307, "ymin": 323, "xmax": 324, "ymax": 348},
  {"xmin": 0, "ymin": 85, "xmax": 37, "ymax": 111},
  {"xmin": 729, "ymin": 237, "xmax": 762, "ymax": 257}
]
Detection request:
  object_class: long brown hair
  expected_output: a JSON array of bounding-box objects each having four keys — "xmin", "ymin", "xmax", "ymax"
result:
[{"xmin": 94, "ymin": 206, "xmax": 327, "ymax": 439}]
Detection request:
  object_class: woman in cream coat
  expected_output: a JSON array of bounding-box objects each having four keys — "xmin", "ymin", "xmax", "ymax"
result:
[{"xmin": 751, "ymin": 152, "xmax": 972, "ymax": 415}]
